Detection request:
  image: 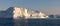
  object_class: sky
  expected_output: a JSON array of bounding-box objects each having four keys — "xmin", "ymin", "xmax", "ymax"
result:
[{"xmin": 0, "ymin": 0, "xmax": 60, "ymax": 15}]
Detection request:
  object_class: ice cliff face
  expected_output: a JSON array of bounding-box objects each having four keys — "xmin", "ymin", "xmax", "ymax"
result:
[{"xmin": 13, "ymin": 7, "xmax": 30, "ymax": 19}]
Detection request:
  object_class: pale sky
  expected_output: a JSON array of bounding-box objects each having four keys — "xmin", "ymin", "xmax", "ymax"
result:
[{"xmin": 0, "ymin": 0, "xmax": 60, "ymax": 15}]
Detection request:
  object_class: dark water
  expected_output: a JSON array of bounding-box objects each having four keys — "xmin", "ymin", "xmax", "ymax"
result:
[
  {"xmin": 0, "ymin": 18, "xmax": 60, "ymax": 26},
  {"xmin": 0, "ymin": 18, "xmax": 13, "ymax": 26}
]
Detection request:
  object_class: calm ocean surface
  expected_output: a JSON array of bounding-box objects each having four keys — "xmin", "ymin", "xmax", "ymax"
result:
[{"xmin": 0, "ymin": 18, "xmax": 60, "ymax": 26}]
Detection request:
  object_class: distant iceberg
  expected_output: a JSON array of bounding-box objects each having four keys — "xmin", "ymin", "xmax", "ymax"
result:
[{"xmin": 0, "ymin": 7, "xmax": 49, "ymax": 19}]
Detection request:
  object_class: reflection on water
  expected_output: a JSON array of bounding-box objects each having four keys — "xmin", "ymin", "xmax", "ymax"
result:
[{"xmin": 0, "ymin": 18, "xmax": 60, "ymax": 26}]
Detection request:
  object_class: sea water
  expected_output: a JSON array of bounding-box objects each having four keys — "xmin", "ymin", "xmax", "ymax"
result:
[
  {"xmin": 0, "ymin": 18, "xmax": 60, "ymax": 26},
  {"xmin": 0, "ymin": 18, "xmax": 13, "ymax": 26}
]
